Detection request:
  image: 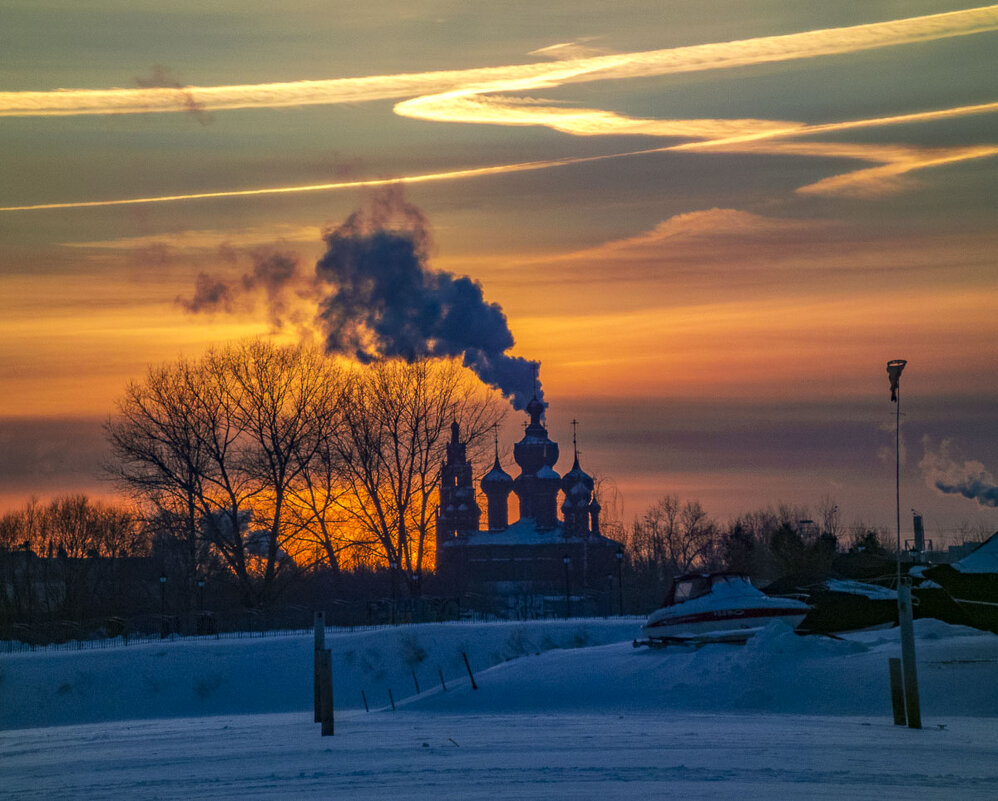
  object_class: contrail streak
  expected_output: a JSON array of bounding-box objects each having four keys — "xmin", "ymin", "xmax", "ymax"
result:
[
  {"xmin": 1, "ymin": 6, "xmax": 995, "ymax": 117},
  {"xmin": 4, "ymin": 102, "xmax": 993, "ymax": 212},
  {"xmin": 0, "ymin": 155, "xmax": 636, "ymax": 212}
]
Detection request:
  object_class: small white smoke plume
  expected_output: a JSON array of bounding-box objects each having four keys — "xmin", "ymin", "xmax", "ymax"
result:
[{"xmin": 920, "ymin": 437, "xmax": 998, "ymax": 508}]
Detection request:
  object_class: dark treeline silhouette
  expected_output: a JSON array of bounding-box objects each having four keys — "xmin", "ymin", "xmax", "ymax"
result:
[
  {"xmin": 619, "ymin": 495, "xmax": 894, "ymax": 613},
  {"xmin": 0, "ymin": 495, "xmax": 150, "ymax": 635},
  {"xmin": 1, "ymin": 484, "xmax": 898, "ymax": 643}
]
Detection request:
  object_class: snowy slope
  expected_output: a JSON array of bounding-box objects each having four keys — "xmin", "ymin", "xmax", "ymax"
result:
[
  {"xmin": 0, "ymin": 619, "xmax": 640, "ymax": 729},
  {"xmin": 3, "ymin": 619, "xmax": 998, "ymax": 800},
  {"xmin": 405, "ymin": 620, "xmax": 998, "ymax": 718}
]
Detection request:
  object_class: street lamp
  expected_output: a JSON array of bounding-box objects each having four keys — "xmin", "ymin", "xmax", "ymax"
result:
[
  {"xmin": 159, "ymin": 573, "xmax": 168, "ymax": 639},
  {"xmin": 615, "ymin": 546, "xmax": 624, "ymax": 616},
  {"xmin": 563, "ymin": 554, "xmax": 571, "ymax": 619},
  {"xmin": 389, "ymin": 560, "xmax": 399, "ymax": 625},
  {"xmin": 196, "ymin": 576, "xmax": 207, "ymax": 636},
  {"xmin": 21, "ymin": 542, "xmax": 33, "ymax": 631}
]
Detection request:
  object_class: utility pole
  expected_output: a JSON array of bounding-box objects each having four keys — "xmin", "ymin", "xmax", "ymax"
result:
[{"xmin": 887, "ymin": 358, "xmax": 920, "ymax": 729}]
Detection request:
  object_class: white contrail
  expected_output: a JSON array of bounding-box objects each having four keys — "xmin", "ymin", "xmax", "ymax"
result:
[
  {"xmin": 1, "ymin": 7, "xmax": 995, "ymax": 212},
  {"xmin": 1, "ymin": 6, "xmax": 995, "ymax": 117},
  {"xmin": 4, "ymin": 102, "xmax": 994, "ymax": 212}
]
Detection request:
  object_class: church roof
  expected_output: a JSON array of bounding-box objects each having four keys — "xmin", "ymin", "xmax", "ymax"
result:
[{"xmin": 442, "ymin": 518, "xmax": 618, "ymax": 547}]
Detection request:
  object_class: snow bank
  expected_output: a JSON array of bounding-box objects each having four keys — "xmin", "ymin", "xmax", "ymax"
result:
[
  {"xmin": 405, "ymin": 619, "xmax": 998, "ymax": 719},
  {"xmin": 0, "ymin": 619, "xmax": 639, "ymax": 730},
  {"xmin": 3, "ymin": 618, "xmax": 996, "ymax": 731}
]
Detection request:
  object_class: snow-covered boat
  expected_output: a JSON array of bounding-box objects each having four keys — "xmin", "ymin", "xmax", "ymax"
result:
[
  {"xmin": 638, "ymin": 572, "xmax": 810, "ymax": 646},
  {"xmin": 763, "ymin": 576, "xmax": 899, "ymax": 634},
  {"xmin": 923, "ymin": 532, "xmax": 998, "ymax": 634}
]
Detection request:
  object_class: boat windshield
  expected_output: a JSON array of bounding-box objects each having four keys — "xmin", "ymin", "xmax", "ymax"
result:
[{"xmin": 673, "ymin": 575, "xmax": 711, "ymax": 603}]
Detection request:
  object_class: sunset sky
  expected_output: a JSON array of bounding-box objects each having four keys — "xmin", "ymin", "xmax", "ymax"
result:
[{"xmin": 2, "ymin": 1, "xmax": 996, "ymax": 543}]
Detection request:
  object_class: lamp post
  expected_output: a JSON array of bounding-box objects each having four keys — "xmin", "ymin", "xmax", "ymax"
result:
[
  {"xmin": 615, "ymin": 546, "xmax": 624, "ymax": 616},
  {"xmin": 159, "ymin": 573, "xmax": 168, "ymax": 639},
  {"xmin": 887, "ymin": 358, "xmax": 920, "ymax": 729},
  {"xmin": 563, "ymin": 554, "xmax": 571, "ymax": 619},
  {"xmin": 21, "ymin": 542, "xmax": 33, "ymax": 632},
  {"xmin": 194, "ymin": 576, "xmax": 206, "ymax": 636},
  {"xmin": 389, "ymin": 560, "xmax": 399, "ymax": 624}
]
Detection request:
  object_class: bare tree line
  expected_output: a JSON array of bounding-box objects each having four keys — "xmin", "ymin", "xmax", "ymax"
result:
[
  {"xmin": 104, "ymin": 340, "xmax": 506, "ymax": 607},
  {"xmin": 0, "ymin": 495, "xmax": 147, "ymax": 624}
]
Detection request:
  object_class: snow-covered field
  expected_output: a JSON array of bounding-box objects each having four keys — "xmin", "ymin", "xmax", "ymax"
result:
[{"xmin": 3, "ymin": 618, "xmax": 997, "ymax": 799}]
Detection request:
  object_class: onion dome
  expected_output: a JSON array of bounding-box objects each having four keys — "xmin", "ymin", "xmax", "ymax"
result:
[
  {"xmin": 481, "ymin": 457, "xmax": 513, "ymax": 490},
  {"xmin": 562, "ymin": 455, "xmax": 594, "ymax": 495}
]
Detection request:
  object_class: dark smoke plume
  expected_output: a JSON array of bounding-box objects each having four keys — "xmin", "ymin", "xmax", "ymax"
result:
[
  {"xmin": 176, "ymin": 188, "xmax": 541, "ymax": 409},
  {"xmin": 920, "ymin": 438, "xmax": 998, "ymax": 508},
  {"xmin": 178, "ymin": 249, "xmax": 316, "ymax": 330},
  {"xmin": 315, "ymin": 189, "xmax": 540, "ymax": 409},
  {"xmin": 136, "ymin": 64, "xmax": 212, "ymax": 125}
]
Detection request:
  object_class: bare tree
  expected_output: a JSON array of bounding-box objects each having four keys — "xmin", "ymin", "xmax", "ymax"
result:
[
  {"xmin": 106, "ymin": 357, "xmax": 214, "ymax": 582},
  {"xmin": 107, "ymin": 340, "xmax": 347, "ymax": 607},
  {"xmin": 329, "ymin": 358, "xmax": 506, "ymax": 590},
  {"xmin": 628, "ymin": 495, "xmax": 718, "ymax": 577},
  {"xmin": 220, "ymin": 341, "xmax": 346, "ymax": 602}
]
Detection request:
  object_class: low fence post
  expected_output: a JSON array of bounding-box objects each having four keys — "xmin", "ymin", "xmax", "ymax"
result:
[{"xmin": 462, "ymin": 651, "xmax": 478, "ymax": 690}]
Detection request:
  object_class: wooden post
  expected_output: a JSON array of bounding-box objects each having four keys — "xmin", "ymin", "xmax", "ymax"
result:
[
  {"xmin": 438, "ymin": 667, "xmax": 447, "ymax": 692},
  {"xmin": 388, "ymin": 688, "xmax": 396, "ymax": 711},
  {"xmin": 462, "ymin": 651, "xmax": 478, "ymax": 690},
  {"xmin": 313, "ymin": 611, "xmax": 325, "ymax": 723},
  {"xmin": 888, "ymin": 657, "xmax": 906, "ymax": 726},
  {"xmin": 411, "ymin": 668, "xmax": 421, "ymax": 695},
  {"xmin": 318, "ymin": 648, "xmax": 334, "ymax": 736},
  {"xmin": 898, "ymin": 582, "xmax": 922, "ymax": 729},
  {"xmin": 361, "ymin": 690, "xmax": 369, "ymax": 712}
]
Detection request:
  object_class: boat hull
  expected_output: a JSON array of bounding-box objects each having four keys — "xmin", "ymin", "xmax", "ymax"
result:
[{"xmin": 642, "ymin": 606, "xmax": 808, "ymax": 642}]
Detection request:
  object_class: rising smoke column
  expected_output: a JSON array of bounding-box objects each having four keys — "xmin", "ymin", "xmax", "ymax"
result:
[
  {"xmin": 314, "ymin": 190, "xmax": 540, "ymax": 409},
  {"xmin": 920, "ymin": 438, "xmax": 998, "ymax": 508}
]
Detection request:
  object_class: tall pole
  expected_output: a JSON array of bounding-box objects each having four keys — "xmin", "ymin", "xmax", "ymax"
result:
[
  {"xmin": 887, "ymin": 358, "xmax": 919, "ymax": 728},
  {"xmin": 894, "ymin": 387, "xmax": 901, "ymax": 588},
  {"xmin": 887, "ymin": 358, "xmax": 906, "ymax": 588}
]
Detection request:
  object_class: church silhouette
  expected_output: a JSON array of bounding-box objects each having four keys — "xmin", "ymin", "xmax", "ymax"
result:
[{"xmin": 436, "ymin": 396, "xmax": 624, "ymax": 617}]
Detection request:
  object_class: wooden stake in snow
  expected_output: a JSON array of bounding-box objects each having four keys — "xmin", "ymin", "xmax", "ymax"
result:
[
  {"xmin": 313, "ymin": 611, "xmax": 325, "ymax": 723},
  {"xmin": 318, "ymin": 648, "xmax": 334, "ymax": 736},
  {"xmin": 438, "ymin": 667, "xmax": 447, "ymax": 692},
  {"xmin": 389, "ymin": 688, "xmax": 396, "ymax": 711},
  {"xmin": 361, "ymin": 690, "xmax": 369, "ymax": 712},
  {"xmin": 462, "ymin": 651, "xmax": 478, "ymax": 690},
  {"xmin": 411, "ymin": 668, "xmax": 421, "ymax": 695}
]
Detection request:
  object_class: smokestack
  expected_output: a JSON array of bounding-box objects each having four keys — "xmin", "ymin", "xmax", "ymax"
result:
[{"xmin": 912, "ymin": 512, "xmax": 925, "ymax": 553}]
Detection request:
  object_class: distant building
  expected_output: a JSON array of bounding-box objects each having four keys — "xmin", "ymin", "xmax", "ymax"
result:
[{"xmin": 435, "ymin": 396, "xmax": 623, "ymax": 617}]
